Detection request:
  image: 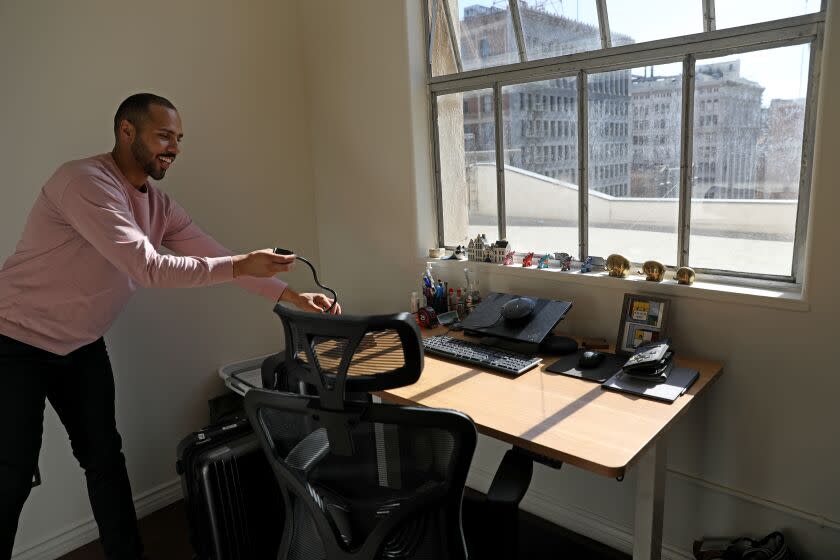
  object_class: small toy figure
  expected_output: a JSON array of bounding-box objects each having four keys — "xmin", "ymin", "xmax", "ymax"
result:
[
  {"xmin": 555, "ymin": 252, "xmax": 572, "ymax": 271},
  {"xmin": 522, "ymin": 252, "xmax": 534, "ymax": 267},
  {"xmin": 606, "ymin": 254, "xmax": 630, "ymax": 278},
  {"xmin": 447, "ymin": 244, "xmax": 468, "ymax": 260},
  {"xmin": 675, "ymin": 266, "xmax": 696, "ymax": 285},
  {"xmin": 502, "ymin": 250, "xmax": 515, "ymax": 265},
  {"xmin": 561, "ymin": 255, "xmax": 573, "ymax": 271},
  {"xmin": 643, "ymin": 260, "xmax": 666, "ymax": 282},
  {"xmin": 537, "ymin": 254, "xmax": 551, "ymax": 269},
  {"xmin": 580, "ymin": 256, "xmax": 593, "ymax": 273}
]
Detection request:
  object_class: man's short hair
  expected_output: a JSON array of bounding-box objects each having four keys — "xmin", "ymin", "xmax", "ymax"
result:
[{"xmin": 113, "ymin": 93, "xmax": 177, "ymax": 138}]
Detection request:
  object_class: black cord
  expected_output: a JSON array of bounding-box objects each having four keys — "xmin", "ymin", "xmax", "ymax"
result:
[
  {"xmin": 275, "ymin": 248, "xmax": 338, "ymax": 313},
  {"xmin": 295, "ymin": 256, "xmax": 338, "ymax": 313}
]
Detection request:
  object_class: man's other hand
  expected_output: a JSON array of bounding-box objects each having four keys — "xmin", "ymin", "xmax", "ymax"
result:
[
  {"xmin": 279, "ymin": 288, "xmax": 341, "ymax": 314},
  {"xmin": 232, "ymin": 249, "xmax": 295, "ymax": 278}
]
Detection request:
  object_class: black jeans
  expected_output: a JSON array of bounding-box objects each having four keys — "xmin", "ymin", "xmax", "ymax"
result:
[{"xmin": 0, "ymin": 334, "xmax": 143, "ymax": 560}]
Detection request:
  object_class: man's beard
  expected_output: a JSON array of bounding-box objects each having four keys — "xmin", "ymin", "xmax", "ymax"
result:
[{"xmin": 131, "ymin": 136, "xmax": 166, "ymax": 180}]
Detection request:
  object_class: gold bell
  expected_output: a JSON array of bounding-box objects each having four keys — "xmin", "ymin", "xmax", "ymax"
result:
[
  {"xmin": 642, "ymin": 260, "xmax": 665, "ymax": 282},
  {"xmin": 675, "ymin": 266, "xmax": 696, "ymax": 285},
  {"xmin": 606, "ymin": 254, "xmax": 630, "ymax": 278}
]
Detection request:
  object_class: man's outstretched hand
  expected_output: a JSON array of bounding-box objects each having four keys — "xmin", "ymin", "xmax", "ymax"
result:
[
  {"xmin": 279, "ymin": 288, "xmax": 341, "ymax": 314},
  {"xmin": 232, "ymin": 249, "xmax": 295, "ymax": 278}
]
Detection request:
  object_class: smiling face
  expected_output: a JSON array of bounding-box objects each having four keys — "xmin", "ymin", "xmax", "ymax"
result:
[{"xmin": 128, "ymin": 104, "xmax": 183, "ymax": 180}]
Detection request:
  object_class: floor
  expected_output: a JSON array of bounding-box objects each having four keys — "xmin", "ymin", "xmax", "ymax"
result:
[{"xmin": 57, "ymin": 490, "xmax": 629, "ymax": 560}]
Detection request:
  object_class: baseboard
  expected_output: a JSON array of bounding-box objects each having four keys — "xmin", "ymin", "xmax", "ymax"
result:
[
  {"xmin": 468, "ymin": 465, "xmax": 695, "ymax": 560},
  {"xmin": 11, "ymin": 479, "xmax": 183, "ymax": 560}
]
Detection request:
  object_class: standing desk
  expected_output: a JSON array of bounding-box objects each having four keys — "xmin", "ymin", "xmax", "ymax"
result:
[{"xmin": 375, "ymin": 328, "xmax": 724, "ymax": 560}]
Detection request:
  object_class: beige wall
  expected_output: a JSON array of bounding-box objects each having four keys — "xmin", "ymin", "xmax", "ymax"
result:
[
  {"xmin": 0, "ymin": 1, "xmax": 318, "ymax": 557},
  {"xmin": 297, "ymin": 0, "xmax": 433, "ymax": 313}
]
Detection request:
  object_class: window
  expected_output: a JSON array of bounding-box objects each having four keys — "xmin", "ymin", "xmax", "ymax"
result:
[{"xmin": 427, "ymin": 0, "xmax": 823, "ymax": 283}]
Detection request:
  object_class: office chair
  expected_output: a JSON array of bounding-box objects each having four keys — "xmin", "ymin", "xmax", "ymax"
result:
[{"xmin": 244, "ymin": 304, "xmax": 477, "ymax": 560}]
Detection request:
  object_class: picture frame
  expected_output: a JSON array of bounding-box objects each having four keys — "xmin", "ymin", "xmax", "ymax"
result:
[{"xmin": 616, "ymin": 293, "xmax": 670, "ymax": 355}]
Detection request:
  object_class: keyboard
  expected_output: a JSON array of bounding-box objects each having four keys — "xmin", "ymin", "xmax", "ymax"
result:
[{"xmin": 422, "ymin": 335, "xmax": 542, "ymax": 376}]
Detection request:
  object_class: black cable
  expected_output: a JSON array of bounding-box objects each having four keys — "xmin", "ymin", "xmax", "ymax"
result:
[{"xmin": 274, "ymin": 248, "xmax": 338, "ymax": 313}]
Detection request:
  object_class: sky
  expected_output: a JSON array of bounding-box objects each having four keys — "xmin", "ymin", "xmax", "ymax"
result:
[{"xmin": 455, "ymin": 0, "xmax": 819, "ymax": 104}]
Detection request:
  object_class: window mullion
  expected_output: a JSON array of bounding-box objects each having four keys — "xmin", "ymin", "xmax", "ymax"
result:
[
  {"xmin": 578, "ymin": 71, "xmax": 589, "ymax": 261},
  {"xmin": 703, "ymin": 0, "xmax": 716, "ymax": 32},
  {"xmin": 792, "ymin": 36, "xmax": 823, "ymax": 282},
  {"xmin": 509, "ymin": 0, "xmax": 528, "ymax": 62},
  {"xmin": 596, "ymin": 0, "xmax": 612, "ymax": 49},
  {"xmin": 440, "ymin": 0, "xmax": 463, "ymax": 73},
  {"xmin": 431, "ymin": 93, "xmax": 445, "ymax": 247},
  {"xmin": 494, "ymin": 83, "xmax": 507, "ymax": 241},
  {"xmin": 677, "ymin": 55, "xmax": 696, "ymax": 268},
  {"xmin": 425, "ymin": 0, "xmax": 434, "ymax": 83}
]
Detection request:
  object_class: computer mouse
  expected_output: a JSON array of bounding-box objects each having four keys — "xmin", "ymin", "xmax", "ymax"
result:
[
  {"xmin": 577, "ymin": 350, "xmax": 606, "ymax": 369},
  {"xmin": 501, "ymin": 297, "xmax": 536, "ymax": 321}
]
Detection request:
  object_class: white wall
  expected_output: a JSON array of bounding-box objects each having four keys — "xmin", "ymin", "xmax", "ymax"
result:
[
  {"xmin": 0, "ymin": 1, "xmax": 318, "ymax": 557},
  {"xmin": 298, "ymin": 0, "xmax": 436, "ymax": 313},
  {"xmin": 299, "ymin": 1, "xmax": 840, "ymax": 559}
]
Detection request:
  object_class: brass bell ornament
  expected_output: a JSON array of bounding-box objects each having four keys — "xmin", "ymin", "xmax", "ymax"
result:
[
  {"xmin": 675, "ymin": 266, "xmax": 696, "ymax": 285},
  {"xmin": 606, "ymin": 254, "xmax": 630, "ymax": 278}
]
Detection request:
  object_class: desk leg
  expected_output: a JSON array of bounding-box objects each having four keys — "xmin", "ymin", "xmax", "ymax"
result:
[{"xmin": 633, "ymin": 438, "xmax": 667, "ymax": 560}]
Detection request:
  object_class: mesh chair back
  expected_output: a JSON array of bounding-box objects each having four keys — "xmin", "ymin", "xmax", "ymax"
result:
[
  {"xmin": 273, "ymin": 305, "xmax": 423, "ymax": 410},
  {"xmin": 245, "ymin": 306, "xmax": 476, "ymax": 560}
]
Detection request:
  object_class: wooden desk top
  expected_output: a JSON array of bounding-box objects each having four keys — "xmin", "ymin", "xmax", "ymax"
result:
[{"xmin": 375, "ymin": 328, "xmax": 724, "ymax": 478}]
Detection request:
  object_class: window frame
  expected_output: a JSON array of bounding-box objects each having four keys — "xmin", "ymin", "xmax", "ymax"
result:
[{"xmin": 425, "ymin": 1, "xmax": 826, "ymax": 284}]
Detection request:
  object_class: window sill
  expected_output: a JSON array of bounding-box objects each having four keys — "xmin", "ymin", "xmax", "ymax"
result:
[{"xmin": 422, "ymin": 258, "xmax": 808, "ymax": 312}]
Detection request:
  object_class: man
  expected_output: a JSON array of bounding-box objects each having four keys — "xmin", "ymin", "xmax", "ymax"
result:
[{"xmin": 0, "ymin": 93, "xmax": 339, "ymax": 559}]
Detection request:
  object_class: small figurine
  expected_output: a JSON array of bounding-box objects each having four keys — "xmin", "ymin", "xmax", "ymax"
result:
[
  {"xmin": 522, "ymin": 252, "xmax": 535, "ymax": 267},
  {"xmin": 554, "ymin": 252, "xmax": 572, "ymax": 271},
  {"xmin": 642, "ymin": 260, "xmax": 666, "ymax": 282},
  {"xmin": 580, "ymin": 256, "xmax": 593, "ymax": 273},
  {"xmin": 502, "ymin": 250, "xmax": 515, "ymax": 265},
  {"xmin": 675, "ymin": 266, "xmax": 696, "ymax": 285},
  {"xmin": 588, "ymin": 256, "xmax": 606, "ymax": 271},
  {"xmin": 467, "ymin": 234, "xmax": 489, "ymax": 262},
  {"xmin": 606, "ymin": 254, "xmax": 631, "ymax": 278},
  {"xmin": 491, "ymin": 240, "xmax": 512, "ymax": 264},
  {"xmin": 537, "ymin": 254, "xmax": 551, "ymax": 269},
  {"xmin": 447, "ymin": 245, "xmax": 467, "ymax": 260}
]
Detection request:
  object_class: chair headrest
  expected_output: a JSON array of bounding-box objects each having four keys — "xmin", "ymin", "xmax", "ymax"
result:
[{"xmin": 274, "ymin": 304, "xmax": 423, "ymax": 410}]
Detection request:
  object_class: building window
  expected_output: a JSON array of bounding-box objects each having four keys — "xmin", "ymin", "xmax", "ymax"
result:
[{"xmin": 427, "ymin": 0, "xmax": 822, "ymax": 282}]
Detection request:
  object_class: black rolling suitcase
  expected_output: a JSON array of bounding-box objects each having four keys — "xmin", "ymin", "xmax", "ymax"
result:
[{"xmin": 176, "ymin": 415, "xmax": 284, "ymax": 560}]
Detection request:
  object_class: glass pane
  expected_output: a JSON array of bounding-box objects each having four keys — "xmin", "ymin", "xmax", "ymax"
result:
[
  {"xmin": 458, "ymin": 1, "xmax": 520, "ymax": 71},
  {"xmin": 501, "ymin": 77, "xmax": 580, "ymax": 256},
  {"xmin": 609, "ymin": 0, "xmax": 703, "ymax": 47},
  {"xmin": 586, "ymin": 66, "xmax": 680, "ymax": 265},
  {"xmin": 438, "ymin": 89, "xmax": 499, "ymax": 247},
  {"xmin": 429, "ymin": 0, "xmax": 459, "ymax": 77},
  {"xmin": 716, "ymin": 0, "xmax": 821, "ymax": 30},
  {"xmin": 689, "ymin": 44, "xmax": 810, "ymax": 276},
  {"xmin": 519, "ymin": 1, "xmax": 601, "ymax": 61}
]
